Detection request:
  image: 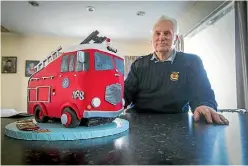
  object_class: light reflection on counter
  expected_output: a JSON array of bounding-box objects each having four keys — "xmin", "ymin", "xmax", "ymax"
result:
[
  {"xmin": 223, "ymin": 112, "xmax": 245, "ymax": 165},
  {"xmin": 187, "ymin": 111, "xmax": 246, "ymax": 165},
  {"xmin": 187, "ymin": 111, "xmax": 193, "ymax": 136}
]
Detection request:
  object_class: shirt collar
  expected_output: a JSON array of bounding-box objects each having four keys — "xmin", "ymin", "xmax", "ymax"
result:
[{"xmin": 150, "ymin": 49, "xmax": 177, "ymax": 64}]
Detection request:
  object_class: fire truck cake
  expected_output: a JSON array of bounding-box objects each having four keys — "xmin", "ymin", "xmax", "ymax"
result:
[{"xmin": 27, "ymin": 30, "xmax": 125, "ymax": 128}]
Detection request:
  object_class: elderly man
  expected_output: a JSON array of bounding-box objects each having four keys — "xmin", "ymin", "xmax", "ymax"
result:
[{"xmin": 124, "ymin": 15, "xmax": 229, "ymax": 125}]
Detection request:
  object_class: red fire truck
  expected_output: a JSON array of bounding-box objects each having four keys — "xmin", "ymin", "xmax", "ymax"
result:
[{"xmin": 27, "ymin": 31, "xmax": 125, "ymax": 128}]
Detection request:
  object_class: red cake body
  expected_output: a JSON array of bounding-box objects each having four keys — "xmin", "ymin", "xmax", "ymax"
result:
[{"xmin": 27, "ymin": 31, "xmax": 125, "ymax": 128}]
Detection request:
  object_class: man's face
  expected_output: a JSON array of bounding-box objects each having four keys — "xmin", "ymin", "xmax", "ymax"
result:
[
  {"xmin": 152, "ymin": 20, "xmax": 175, "ymax": 53},
  {"xmin": 30, "ymin": 63, "xmax": 34, "ymax": 68},
  {"xmin": 6, "ymin": 61, "xmax": 12, "ymax": 67}
]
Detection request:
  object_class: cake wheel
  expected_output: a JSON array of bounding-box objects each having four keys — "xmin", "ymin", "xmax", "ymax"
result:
[
  {"xmin": 34, "ymin": 105, "xmax": 48, "ymax": 123},
  {"xmin": 61, "ymin": 107, "xmax": 80, "ymax": 128}
]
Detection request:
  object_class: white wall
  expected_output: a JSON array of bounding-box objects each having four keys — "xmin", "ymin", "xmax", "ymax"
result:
[{"xmin": 184, "ymin": 7, "xmax": 237, "ymax": 109}]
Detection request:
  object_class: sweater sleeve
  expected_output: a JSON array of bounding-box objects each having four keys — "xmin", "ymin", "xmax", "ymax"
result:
[
  {"xmin": 188, "ymin": 55, "xmax": 218, "ymax": 112},
  {"xmin": 124, "ymin": 62, "xmax": 139, "ymax": 108}
]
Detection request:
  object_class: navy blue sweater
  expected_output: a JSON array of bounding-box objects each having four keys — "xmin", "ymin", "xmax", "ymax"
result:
[{"xmin": 124, "ymin": 52, "xmax": 217, "ymax": 113}]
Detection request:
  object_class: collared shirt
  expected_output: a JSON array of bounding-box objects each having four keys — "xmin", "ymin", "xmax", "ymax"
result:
[{"xmin": 150, "ymin": 49, "xmax": 177, "ymax": 64}]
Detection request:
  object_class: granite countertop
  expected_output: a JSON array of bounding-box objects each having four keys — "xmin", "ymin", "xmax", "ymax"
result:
[{"xmin": 1, "ymin": 110, "xmax": 248, "ymax": 165}]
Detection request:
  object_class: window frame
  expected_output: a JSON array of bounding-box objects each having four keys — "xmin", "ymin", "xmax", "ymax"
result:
[
  {"xmin": 60, "ymin": 54, "xmax": 76, "ymax": 73},
  {"xmin": 60, "ymin": 55, "xmax": 69, "ymax": 72},
  {"xmin": 114, "ymin": 57, "xmax": 124, "ymax": 75},
  {"xmin": 94, "ymin": 52, "xmax": 114, "ymax": 71},
  {"xmin": 75, "ymin": 51, "xmax": 90, "ymax": 72},
  {"xmin": 69, "ymin": 54, "xmax": 75, "ymax": 72}
]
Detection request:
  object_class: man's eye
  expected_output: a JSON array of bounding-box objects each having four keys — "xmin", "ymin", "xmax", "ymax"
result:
[
  {"xmin": 156, "ymin": 32, "xmax": 160, "ymax": 36},
  {"xmin": 164, "ymin": 32, "xmax": 169, "ymax": 36}
]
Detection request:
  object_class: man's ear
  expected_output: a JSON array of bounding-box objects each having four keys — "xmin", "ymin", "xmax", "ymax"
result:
[{"xmin": 173, "ymin": 35, "xmax": 179, "ymax": 45}]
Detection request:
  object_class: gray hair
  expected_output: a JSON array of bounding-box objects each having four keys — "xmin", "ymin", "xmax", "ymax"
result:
[{"xmin": 152, "ymin": 15, "xmax": 179, "ymax": 36}]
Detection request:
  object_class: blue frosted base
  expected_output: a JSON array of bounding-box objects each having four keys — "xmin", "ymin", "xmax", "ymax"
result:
[{"xmin": 4, "ymin": 118, "xmax": 129, "ymax": 141}]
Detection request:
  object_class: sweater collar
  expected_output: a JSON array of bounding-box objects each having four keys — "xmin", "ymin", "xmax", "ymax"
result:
[{"xmin": 150, "ymin": 49, "xmax": 176, "ymax": 64}]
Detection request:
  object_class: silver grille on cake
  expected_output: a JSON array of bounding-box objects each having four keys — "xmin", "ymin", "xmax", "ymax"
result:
[{"xmin": 105, "ymin": 84, "xmax": 122, "ymax": 105}]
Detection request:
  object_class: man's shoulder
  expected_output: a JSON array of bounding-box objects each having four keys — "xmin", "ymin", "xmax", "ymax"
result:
[
  {"xmin": 177, "ymin": 52, "xmax": 200, "ymax": 60},
  {"xmin": 133, "ymin": 53, "xmax": 153, "ymax": 64},
  {"xmin": 176, "ymin": 52, "xmax": 202, "ymax": 64}
]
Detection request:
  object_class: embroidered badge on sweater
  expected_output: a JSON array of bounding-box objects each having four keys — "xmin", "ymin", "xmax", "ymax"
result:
[{"xmin": 170, "ymin": 72, "xmax": 179, "ymax": 81}]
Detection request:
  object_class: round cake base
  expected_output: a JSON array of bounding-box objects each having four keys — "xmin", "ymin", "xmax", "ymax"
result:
[{"xmin": 4, "ymin": 118, "xmax": 129, "ymax": 141}]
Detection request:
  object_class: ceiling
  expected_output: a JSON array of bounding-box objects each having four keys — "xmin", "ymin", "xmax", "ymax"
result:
[{"xmin": 1, "ymin": 1, "xmax": 210, "ymax": 40}]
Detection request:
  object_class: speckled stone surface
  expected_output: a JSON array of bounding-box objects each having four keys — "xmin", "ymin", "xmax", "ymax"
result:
[{"xmin": 1, "ymin": 110, "xmax": 248, "ymax": 165}]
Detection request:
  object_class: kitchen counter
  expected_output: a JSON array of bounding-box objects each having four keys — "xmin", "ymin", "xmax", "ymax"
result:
[{"xmin": 1, "ymin": 110, "xmax": 248, "ymax": 165}]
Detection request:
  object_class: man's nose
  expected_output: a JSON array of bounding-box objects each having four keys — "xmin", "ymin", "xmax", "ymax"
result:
[{"xmin": 159, "ymin": 34, "xmax": 166, "ymax": 40}]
